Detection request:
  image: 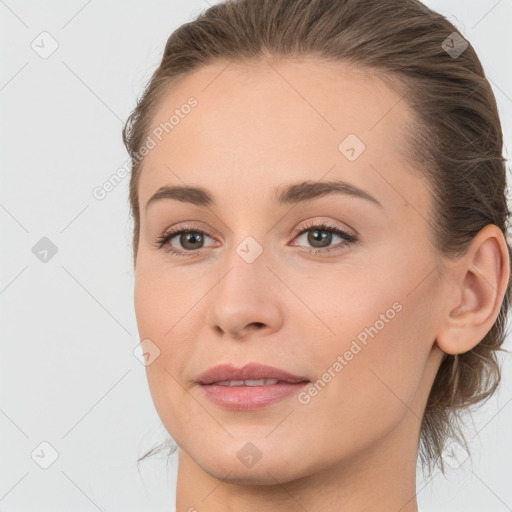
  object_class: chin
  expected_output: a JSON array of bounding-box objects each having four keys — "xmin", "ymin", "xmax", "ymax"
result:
[
  {"xmin": 200, "ymin": 453, "xmax": 306, "ymax": 485},
  {"xmin": 181, "ymin": 434, "xmax": 311, "ymax": 484}
]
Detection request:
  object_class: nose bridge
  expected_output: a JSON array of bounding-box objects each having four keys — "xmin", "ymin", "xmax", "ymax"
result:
[
  {"xmin": 221, "ymin": 212, "xmax": 271, "ymax": 272},
  {"xmin": 216, "ymin": 233, "xmax": 271, "ymax": 305},
  {"xmin": 207, "ymin": 232, "xmax": 283, "ymax": 338}
]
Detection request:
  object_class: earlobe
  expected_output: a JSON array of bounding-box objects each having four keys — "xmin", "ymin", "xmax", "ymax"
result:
[{"xmin": 435, "ymin": 224, "xmax": 510, "ymax": 356}]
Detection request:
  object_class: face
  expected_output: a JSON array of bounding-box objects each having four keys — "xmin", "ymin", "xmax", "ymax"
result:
[{"xmin": 134, "ymin": 58, "xmax": 447, "ymax": 483}]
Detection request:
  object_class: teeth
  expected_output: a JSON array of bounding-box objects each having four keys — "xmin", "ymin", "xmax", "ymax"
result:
[{"xmin": 213, "ymin": 379, "xmax": 280, "ymax": 386}]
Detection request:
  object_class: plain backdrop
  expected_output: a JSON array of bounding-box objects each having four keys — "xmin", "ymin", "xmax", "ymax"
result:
[{"xmin": 1, "ymin": 1, "xmax": 511, "ymax": 511}]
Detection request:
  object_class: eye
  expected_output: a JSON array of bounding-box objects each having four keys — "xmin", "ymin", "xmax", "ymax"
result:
[
  {"xmin": 154, "ymin": 222, "xmax": 217, "ymax": 257},
  {"xmin": 290, "ymin": 220, "xmax": 358, "ymax": 255},
  {"xmin": 154, "ymin": 220, "xmax": 358, "ymax": 257}
]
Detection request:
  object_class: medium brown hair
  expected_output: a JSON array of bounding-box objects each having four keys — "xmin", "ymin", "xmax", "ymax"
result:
[{"xmin": 123, "ymin": 0, "xmax": 512, "ymax": 477}]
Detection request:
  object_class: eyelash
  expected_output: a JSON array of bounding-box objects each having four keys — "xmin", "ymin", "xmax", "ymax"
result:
[{"xmin": 154, "ymin": 220, "xmax": 358, "ymax": 257}]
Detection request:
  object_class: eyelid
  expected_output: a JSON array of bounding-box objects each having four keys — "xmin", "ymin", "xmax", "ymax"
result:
[
  {"xmin": 153, "ymin": 221, "xmax": 218, "ymax": 253},
  {"xmin": 162, "ymin": 221, "xmax": 217, "ymax": 240},
  {"xmin": 293, "ymin": 218, "xmax": 356, "ymax": 239}
]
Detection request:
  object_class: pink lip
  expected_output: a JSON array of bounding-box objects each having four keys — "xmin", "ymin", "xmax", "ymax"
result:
[
  {"xmin": 196, "ymin": 362, "xmax": 309, "ymax": 385},
  {"xmin": 196, "ymin": 363, "xmax": 310, "ymax": 411}
]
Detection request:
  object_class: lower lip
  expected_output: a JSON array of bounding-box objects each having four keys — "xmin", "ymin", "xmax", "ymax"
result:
[{"xmin": 199, "ymin": 382, "xmax": 309, "ymax": 410}]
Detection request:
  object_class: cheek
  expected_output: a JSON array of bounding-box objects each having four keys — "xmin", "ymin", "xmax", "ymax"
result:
[
  {"xmin": 133, "ymin": 263, "xmax": 204, "ymax": 427},
  {"xmin": 292, "ymin": 303, "xmax": 429, "ymax": 469},
  {"xmin": 134, "ymin": 257, "xmax": 194, "ymax": 338},
  {"xmin": 297, "ymin": 256, "xmax": 435, "ymax": 440}
]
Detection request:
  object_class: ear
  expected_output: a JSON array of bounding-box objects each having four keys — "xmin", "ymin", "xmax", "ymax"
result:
[{"xmin": 436, "ymin": 224, "xmax": 510, "ymax": 355}]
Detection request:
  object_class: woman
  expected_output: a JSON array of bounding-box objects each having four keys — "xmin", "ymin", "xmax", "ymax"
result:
[{"xmin": 122, "ymin": 0, "xmax": 511, "ymax": 510}]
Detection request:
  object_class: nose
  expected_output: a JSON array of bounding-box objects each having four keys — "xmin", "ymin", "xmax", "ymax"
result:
[{"xmin": 207, "ymin": 248, "xmax": 284, "ymax": 341}]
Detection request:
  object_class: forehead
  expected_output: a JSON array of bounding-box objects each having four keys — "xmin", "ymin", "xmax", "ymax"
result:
[{"xmin": 138, "ymin": 57, "xmax": 424, "ymax": 215}]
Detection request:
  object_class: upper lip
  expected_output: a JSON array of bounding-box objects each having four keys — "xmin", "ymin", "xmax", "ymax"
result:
[{"xmin": 196, "ymin": 363, "xmax": 310, "ymax": 385}]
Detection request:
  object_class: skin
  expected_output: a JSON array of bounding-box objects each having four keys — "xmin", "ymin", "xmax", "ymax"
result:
[{"xmin": 133, "ymin": 58, "xmax": 510, "ymax": 512}]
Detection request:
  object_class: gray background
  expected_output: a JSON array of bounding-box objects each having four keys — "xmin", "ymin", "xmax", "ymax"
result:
[{"xmin": 1, "ymin": 1, "xmax": 511, "ymax": 510}]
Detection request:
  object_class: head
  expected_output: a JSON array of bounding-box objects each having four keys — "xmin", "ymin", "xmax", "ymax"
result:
[{"xmin": 123, "ymin": 0, "xmax": 512, "ymax": 480}]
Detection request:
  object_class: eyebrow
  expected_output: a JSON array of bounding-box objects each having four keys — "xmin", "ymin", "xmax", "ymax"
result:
[{"xmin": 145, "ymin": 179, "xmax": 383, "ymax": 210}]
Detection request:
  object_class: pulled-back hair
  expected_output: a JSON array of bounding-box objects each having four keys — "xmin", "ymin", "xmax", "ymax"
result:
[{"xmin": 123, "ymin": 0, "xmax": 512, "ymax": 477}]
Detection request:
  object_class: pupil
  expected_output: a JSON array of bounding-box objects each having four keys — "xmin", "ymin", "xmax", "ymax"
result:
[
  {"xmin": 181, "ymin": 232, "xmax": 203, "ymax": 249},
  {"xmin": 308, "ymin": 229, "xmax": 331, "ymax": 248}
]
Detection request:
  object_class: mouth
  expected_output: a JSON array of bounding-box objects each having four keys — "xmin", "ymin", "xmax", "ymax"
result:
[
  {"xmin": 196, "ymin": 363, "xmax": 310, "ymax": 410},
  {"xmin": 196, "ymin": 362, "xmax": 309, "ymax": 385},
  {"xmin": 205, "ymin": 378, "xmax": 303, "ymax": 386}
]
